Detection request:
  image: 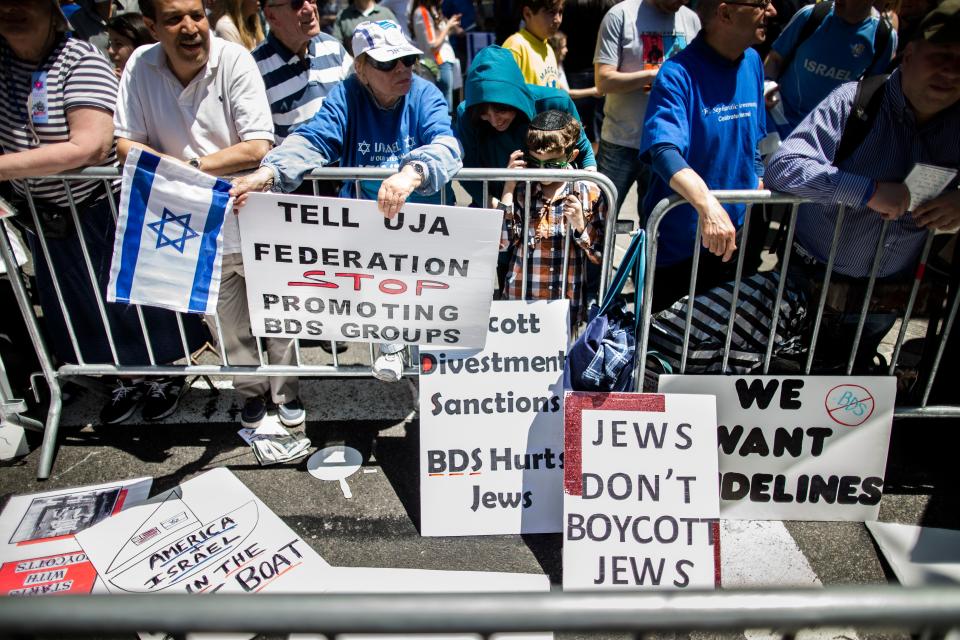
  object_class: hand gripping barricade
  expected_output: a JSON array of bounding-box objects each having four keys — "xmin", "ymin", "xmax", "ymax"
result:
[
  {"xmin": 0, "ymin": 167, "xmax": 619, "ymax": 479},
  {"xmin": 631, "ymin": 190, "xmax": 960, "ymax": 419}
]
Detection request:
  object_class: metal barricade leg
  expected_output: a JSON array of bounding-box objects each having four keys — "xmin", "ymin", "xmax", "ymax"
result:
[{"xmin": 0, "ymin": 221, "xmax": 62, "ymax": 479}]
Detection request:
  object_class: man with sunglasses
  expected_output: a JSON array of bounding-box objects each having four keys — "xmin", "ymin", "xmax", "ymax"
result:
[
  {"xmin": 639, "ymin": 0, "xmax": 774, "ymax": 311},
  {"xmin": 253, "ymin": 0, "xmax": 353, "ymax": 144},
  {"xmin": 231, "ymin": 20, "xmax": 462, "ymax": 382}
]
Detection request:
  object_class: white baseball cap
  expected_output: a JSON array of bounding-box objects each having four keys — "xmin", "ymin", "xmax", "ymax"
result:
[{"xmin": 351, "ymin": 20, "xmax": 422, "ymax": 62}]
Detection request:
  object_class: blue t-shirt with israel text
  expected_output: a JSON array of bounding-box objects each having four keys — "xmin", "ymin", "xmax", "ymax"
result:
[{"xmin": 772, "ymin": 4, "xmax": 895, "ymax": 134}]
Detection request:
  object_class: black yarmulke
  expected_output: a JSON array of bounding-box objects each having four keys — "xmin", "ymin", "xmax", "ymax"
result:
[{"xmin": 530, "ymin": 110, "xmax": 573, "ymax": 131}]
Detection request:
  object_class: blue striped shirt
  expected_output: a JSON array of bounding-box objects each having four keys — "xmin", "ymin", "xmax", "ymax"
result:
[
  {"xmin": 766, "ymin": 70, "xmax": 960, "ymax": 278},
  {"xmin": 251, "ymin": 31, "xmax": 353, "ymax": 143}
]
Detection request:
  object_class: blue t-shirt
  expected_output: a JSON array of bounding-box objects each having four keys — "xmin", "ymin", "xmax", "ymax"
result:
[
  {"xmin": 772, "ymin": 5, "xmax": 895, "ymax": 134},
  {"xmin": 290, "ymin": 74, "xmax": 454, "ymax": 202},
  {"xmin": 639, "ymin": 34, "xmax": 765, "ymax": 266}
]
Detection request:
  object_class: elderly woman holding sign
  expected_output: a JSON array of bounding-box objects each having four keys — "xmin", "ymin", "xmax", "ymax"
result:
[
  {"xmin": 231, "ymin": 19, "xmax": 462, "ymax": 383},
  {"xmin": 0, "ymin": 0, "xmax": 207, "ymax": 425}
]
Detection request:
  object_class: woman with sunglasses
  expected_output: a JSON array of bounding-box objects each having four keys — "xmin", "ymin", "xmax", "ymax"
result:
[
  {"xmin": 0, "ymin": 0, "xmax": 209, "ymax": 424},
  {"xmin": 231, "ymin": 19, "xmax": 462, "ymax": 382}
]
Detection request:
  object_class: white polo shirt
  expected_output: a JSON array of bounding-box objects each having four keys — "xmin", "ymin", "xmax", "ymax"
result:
[{"xmin": 115, "ymin": 36, "xmax": 274, "ymax": 253}]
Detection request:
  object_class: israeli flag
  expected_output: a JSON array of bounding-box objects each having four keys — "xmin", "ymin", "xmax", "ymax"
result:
[{"xmin": 108, "ymin": 148, "xmax": 232, "ymax": 314}]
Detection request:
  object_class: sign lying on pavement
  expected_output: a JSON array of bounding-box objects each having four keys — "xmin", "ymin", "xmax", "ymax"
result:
[
  {"xmin": 658, "ymin": 375, "xmax": 895, "ymax": 521},
  {"xmin": 75, "ymin": 467, "xmax": 329, "ymax": 594},
  {"xmin": 419, "ymin": 301, "xmax": 569, "ymax": 536},
  {"xmin": 239, "ymin": 193, "xmax": 502, "ymax": 348},
  {"xmin": 0, "ymin": 477, "xmax": 153, "ymax": 596},
  {"xmin": 563, "ymin": 392, "xmax": 720, "ymax": 591}
]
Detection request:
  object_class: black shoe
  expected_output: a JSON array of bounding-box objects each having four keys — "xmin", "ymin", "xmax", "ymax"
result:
[
  {"xmin": 241, "ymin": 395, "xmax": 268, "ymax": 428},
  {"xmin": 100, "ymin": 380, "xmax": 144, "ymax": 425},
  {"xmin": 319, "ymin": 340, "xmax": 348, "ymax": 354},
  {"xmin": 142, "ymin": 377, "xmax": 185, "ymax": 421}
]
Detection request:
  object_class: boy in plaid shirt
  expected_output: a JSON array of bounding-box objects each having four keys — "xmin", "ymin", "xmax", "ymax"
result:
[{"xmin": 496, "ymin": 111, "xmax": 608, "ymax": 325}]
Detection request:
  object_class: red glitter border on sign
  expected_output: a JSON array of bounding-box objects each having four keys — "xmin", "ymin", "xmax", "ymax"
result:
[
  {"xmin": 562, "ymin": 391, "xmax": 723, "ymax": 587},
  {"xmin": 562, "ymin": 392, "xmax": 666, "ymax": 497}
]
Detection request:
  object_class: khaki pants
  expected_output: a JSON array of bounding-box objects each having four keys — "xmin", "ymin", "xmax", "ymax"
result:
[{"xmin": 210, "ymin": 253, "xmax": 298, "ymax": 403}]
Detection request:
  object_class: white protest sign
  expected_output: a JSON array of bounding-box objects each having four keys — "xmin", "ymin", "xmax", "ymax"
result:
[
  {"xmin": 658, "ymin": 375, "xmax": 895, "ymax": 521},
  {"xmin": 0, "ymin": 477, "xmax": 153, "ymax": 597},
  {"xmin": 866, "ymin": 522, "xmax": 960, "ymax": 585},
  {"xmin": 563, "ymin": 392, "xmax": 720, "ymax": 591},
  {"xmin": 238, "ymin": 193, "xmax": 502, "ymax": 348},
  {"xmin": 75, "ymin": 467, "xmax": 330, "ymax": 595},
  {"xmin": 419, "ymin": 301, "xmax": 568, "ymax": 536}
]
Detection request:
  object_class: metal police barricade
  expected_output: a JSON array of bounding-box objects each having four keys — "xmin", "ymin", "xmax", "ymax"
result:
[
  {"xmin": 631, "ymin": 191, "xmax": 960, "ymax": 418},
  {"xmin": 0, "ymin": 167, "xmax": 618, "ymax": 480},
  {"xmin": 0, "ymin": 586, "xmax": 959, "ymax": 637}
]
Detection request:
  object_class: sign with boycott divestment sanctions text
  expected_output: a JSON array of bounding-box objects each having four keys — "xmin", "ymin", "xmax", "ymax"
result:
[
  {"xmin": 239, "ymin": 193, "xmax": 502, "ymax": 348},
  {"xmin": 563, "ymin": 392, "xmax": 720, "ymax": 591},
  {"xmin": 658, "ymin": 375, "xmax": 895, "ymax": 521},
  {"xmin": 419, "ymin": 300, "xmax": 569, "ymax": 536}
]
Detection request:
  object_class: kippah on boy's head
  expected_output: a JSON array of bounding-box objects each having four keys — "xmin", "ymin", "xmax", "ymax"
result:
[{"xmin": 526, "ymin": 110, "xmax": 581, "ymax": 156}]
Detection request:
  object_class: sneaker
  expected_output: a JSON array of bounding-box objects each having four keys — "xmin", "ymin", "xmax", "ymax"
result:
[
  {"xmin": 241, "ymin": 395, "xmax": 268, "ymax": 428},
  {"xmin": 372, "ymin": 351, "xmax": 404, "ymax": 382},
  {"xmin": 277, "ymin": 397, "xmax": 306, "ymax": 427},
  {"xmin": 100, "ymin": 379, "xmax": 144, "ymax": 425},
  {"xmin": 318, "ymin": 340, "xmax": 348, "ymax": 354},
  {"xmin": 142, "ymin": 377, "xmax": 185, "ymax": 421}
]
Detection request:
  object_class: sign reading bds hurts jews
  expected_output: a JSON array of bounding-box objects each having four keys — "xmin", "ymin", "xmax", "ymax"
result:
[
  {"xmin": 239, "ymin": 193, "xmax": 502, "ymax": 348},
  {"xmin": 658, "ymin": 375, "xmax": 895, "ymax": 521},
  {"xmin": 419, "ymin": 301, "xmax": 569, "ymax": 536}
]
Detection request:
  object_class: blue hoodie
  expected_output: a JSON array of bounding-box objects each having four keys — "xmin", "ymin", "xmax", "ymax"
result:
[
  {"xmin": 262, "ymin": 74, "xmax": 462, "ymax": 201},
  {"xmin": 455, "ymin": 46, "xmax": 596, "ymax": 203}
]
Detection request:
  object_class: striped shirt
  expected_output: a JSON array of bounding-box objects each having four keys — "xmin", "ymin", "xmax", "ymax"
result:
[
  {"xmin": 500, "ymin": 180, "xmax": 607, "ymax": 323},
  {"xmin": 252, "ymin": 32, "xmax": 352, "ymax": 143},
  {"xmin": 766, "ymin": 69, "xmax": 960, "ymax": 278},
  {"xmin": 0, "ymin": 36, "xmax": 118, "ymax": 207}
]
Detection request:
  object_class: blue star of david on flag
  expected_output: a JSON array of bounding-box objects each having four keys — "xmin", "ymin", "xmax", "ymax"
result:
[{"xmin": 147, "ymin": 208, "xmax": 199, "ymax": 253}]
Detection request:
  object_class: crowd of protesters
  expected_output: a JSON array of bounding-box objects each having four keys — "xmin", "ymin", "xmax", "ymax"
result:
[{"xmin": 0, "ymin": 0, "xmax": 957, "ymax": 428}]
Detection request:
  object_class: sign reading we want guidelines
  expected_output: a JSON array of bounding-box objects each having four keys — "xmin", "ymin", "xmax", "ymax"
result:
[{"xmin": 239, "ymin": 193, "xmax": 502, "ymax": 349}]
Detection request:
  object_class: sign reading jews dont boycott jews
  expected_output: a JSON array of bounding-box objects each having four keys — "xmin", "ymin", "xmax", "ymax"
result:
[
  {"xmin": 239, "ymin": 193, "xmax": 502, "ymax": 349},
  {"xmin": 419, "ymin": 301, "xmax": 569, "ymax": 536},
  {"xmin": 563, "ymin": 392, "xmax": 720, "ymax": 591},
  {"xmin": 658, "ymin": 376, "xmax": 895, "ymax": 521}
]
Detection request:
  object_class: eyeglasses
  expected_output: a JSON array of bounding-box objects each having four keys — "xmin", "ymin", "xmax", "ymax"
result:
[
  {"xmin": 723, "ymin": 0, "xmax": 771, "ymax": 8},
  {"xmin": 266, "ymin": 0, "xmax": 316, "ymax": 10},
  {"xmin": 523, "ymin": 153, "xmax": 570, "ymax": 169},
  {"xmin": 367, "ymin": 54, "xmax": 418, "ymax": 72}
]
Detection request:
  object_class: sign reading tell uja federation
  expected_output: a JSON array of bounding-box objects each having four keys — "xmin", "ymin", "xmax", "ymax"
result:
[{"xmin": 239, "ymin": 193, "xmax": 502, "ymax": 348}]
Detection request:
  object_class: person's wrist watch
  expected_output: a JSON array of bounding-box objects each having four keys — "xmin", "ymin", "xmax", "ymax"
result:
[
  {"xmin": 407, "ymin": 161, "xmax": 426, "ymax": 186},
  {"xmin": 188, "ymin": 157, "xmax": 202, "ymax": 171}
]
